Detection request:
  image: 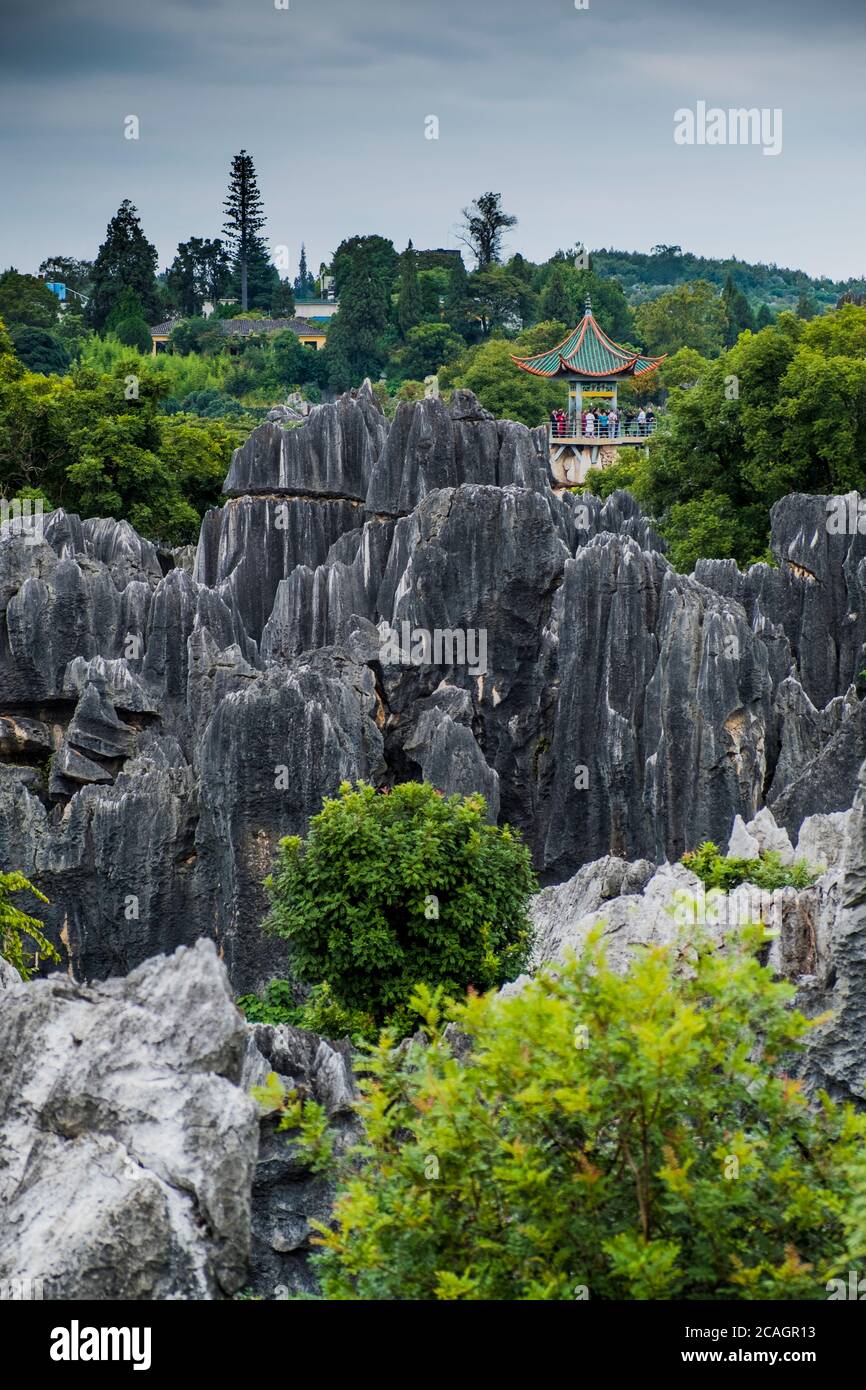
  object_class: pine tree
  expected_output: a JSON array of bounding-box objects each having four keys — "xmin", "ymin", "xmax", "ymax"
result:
[
  {"xmin": 222, "ymin": 150, "xmax": 267, "ymax": 312},
  {"xmin": 229, "ymin": 234, "xmax": 279, "ymax": 313},
  {"xmin": 397, "ymin": 240, "xmax": 423, "ymax": 336},
  {"xmin": 87, "ymin": 200, "xmax": 160, "ymax": 329},
  {"xmin": 294, "ymin": 243, "xmax": 315, "ymax": 301},
  {"xmin": 755, "ymin": 302, "xmax": 773, "ymax": 330},
  {"xmin": 721, "ymin": 273, "xmax": 755, "ymax": 347}
]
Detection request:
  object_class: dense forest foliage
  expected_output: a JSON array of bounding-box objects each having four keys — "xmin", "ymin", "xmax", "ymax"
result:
[{"xmin": 1, "ymin": 160, "xmax": 865, "ymax": 565}]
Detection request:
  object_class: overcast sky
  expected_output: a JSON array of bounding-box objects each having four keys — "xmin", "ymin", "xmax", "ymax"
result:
[{"xmin": 1, "ymin": 0, "xmax": 864, "ymax": 282}]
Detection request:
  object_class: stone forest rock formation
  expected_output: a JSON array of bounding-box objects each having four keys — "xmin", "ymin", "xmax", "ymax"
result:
[
  {"xmin": 3, "ymin": 385, "xmax": 866, "ymax": 1297},
  {"xmin": 1, "ymin": 381, "xmax": 865, "ymax": 995}
]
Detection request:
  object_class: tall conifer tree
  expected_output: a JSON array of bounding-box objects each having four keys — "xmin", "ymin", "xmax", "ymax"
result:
[{"xmin": 222, "ymin": 150, "xmax": 267, "ymax": 312}]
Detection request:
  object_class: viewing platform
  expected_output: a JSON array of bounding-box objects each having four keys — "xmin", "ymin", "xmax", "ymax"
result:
[{"xmin": 548, "ymin": 420, "xmax": 658, "ymax": 446}]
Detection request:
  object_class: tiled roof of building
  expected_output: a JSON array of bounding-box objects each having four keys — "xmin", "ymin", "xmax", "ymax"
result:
[
  {"xmin": 215, "ymin": 317, "xmax": 328, "ymax": 338},
  {"xmin": 150, "ymin": 318, "xmax": 184, "ymax": 336},
  {"xmin": 512, "ymin": 300, "xmax": 665, "ymax": 380},
  {"xmin": 149, "ymin": 316, "xmax": 328, "ymax": 338}
]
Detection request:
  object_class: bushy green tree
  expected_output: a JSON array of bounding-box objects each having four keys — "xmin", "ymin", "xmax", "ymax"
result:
[
  {"xmin": 540, "ymin": 264, "xmax": 571, "ymax": 323},
  {"xmin": 463, "ymin": 267, "xmax": 533, "ymax": 336},
  {"xmin": 658, "ymin": 345, "xmax": 708, "ymax": 391},
  {"xmin": 440, "ymin": 331, "xmax": 562, "ymax": 425},
  {"xmin": 270, "ymin": 921, "xmax": 866, "ymax": 1300},
  {"xmin": 10, "ymin": 327, "xmax": 70, "ymax": 375},
  {"xmin": 323, "ymin": 237, "xmax": 397, "ymax": 389},
  {"xmin": 331, "ymin": 234, "xmax": 398, "ymax": 298},
  {"xmin": 87, "ymin": 200, "xmax": 160, "ymax": 329},
  {"xmin": 169, "ymin": 317, "xmax": 226, "ymax": 356},
  {"xmin": 0, "ymin": 269, "xmax": 60, "ymax": 329},
  {"xmin": 264, "ymin": 781, "xmax": 536, "ymax": 1026},
  {"xmin": 166, "ymin": 237, "xmax": 231, "ymax": 315},
  {"xmin": 0, "ymin": 354, "xmax": 235, "ymax": 542},
  {"xmin": 634, "ymin": 279, "xmax": 726, "ymax": 358},
  {"xmin": 268, "ymin": 329, "xmax": 327, "ymax": 389},
  {"xmin": 0, "ymin": 871, "xmax": 59, "ymax": 980},
  {"xmin": 641, "ymin": 306, "xmax": 866, "ymax": 565},
  {"xmin": 534, "ymin": 262, "xmax": 633, "ymax": 342},
  {"xmin": 114, "ymin": 315, "xmax": 152, "ymax": 353},
  {"xmin": 389, "ymin": 322, "xmax": 464, "ymax": 382}
]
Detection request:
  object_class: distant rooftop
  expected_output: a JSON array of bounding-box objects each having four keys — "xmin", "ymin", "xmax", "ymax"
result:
[{"xmin": 149, "ymin": 316, "xmax": 328, "ymax": 339}]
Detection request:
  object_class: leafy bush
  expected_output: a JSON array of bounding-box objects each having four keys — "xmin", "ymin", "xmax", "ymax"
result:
[
  {"xmin": 237, "ymin": 979, "xmax": 375, "ymax": 1044},
  {"xmin": 237, "ymin": 978, "xmax": 298, "ymax": 1025},
  {"xmin": 176, "ymin": 387, "xmax": 257, "ymax": 420},
  {"xmin": 266, "ymin": 921, "xmax": 866, "ymax": 1300},
  {"xmin": 264, "ymin": 781, "xmax": 536, "ymax": 1028},
  {"xmin": 10, "ymin": 326, "xmax": 71, "ymax": 375},
  {"xmin": 682, "ymin": 841, "xmax": 820, "ymax": 892},
  {"xmin": 114, "ymin": 315, "xmax": 152, "ymax": 353},
  {"xmin": 0, "ymin": 871, "xmax": 60, "ymax": 980}
]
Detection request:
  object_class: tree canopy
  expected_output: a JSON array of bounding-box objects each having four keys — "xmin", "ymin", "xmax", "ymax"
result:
[{"xmin": 87, "ymin": 200, "xmax": 160, "ymax": 330}]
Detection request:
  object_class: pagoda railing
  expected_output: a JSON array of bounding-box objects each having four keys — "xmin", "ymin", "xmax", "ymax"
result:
[{"xmin": 548, "ymin": 417, "xmax": 659, "ymax": 442}]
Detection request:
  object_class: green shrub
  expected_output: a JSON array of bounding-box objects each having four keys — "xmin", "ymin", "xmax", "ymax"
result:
[
  {"xmin": 237, "ymin": 978, "xmax": 375, "ymax": 1045},
  {"xmin": 114, "ymin": 315, "xmax": 152, "ymax": 354},
  {"xmin": 237, "ymin": 978, "xmax": 298, "ymax": 1025},
  {"xmin": 265, "ymin": 921, "xmax": 866, "ymax": 1300},
  {"xmin": 10, "ymin": 326, "xmax": 71, "ymax": 376},
  {"xmin": 0, "ymin": 871, "xmax": 60, "ymax": 980},
  {"xmin": 682, "ymin": 840, "xmax": 820, "ymax": 892},
  {"xmin": 264, "ymin": 781, "xmax": 536, "ymax": 1028}
]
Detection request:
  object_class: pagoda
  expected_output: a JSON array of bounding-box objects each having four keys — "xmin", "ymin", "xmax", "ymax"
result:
[{"xmin": 511, "ymin": 296, "xmax": 665, "ymax": 485}]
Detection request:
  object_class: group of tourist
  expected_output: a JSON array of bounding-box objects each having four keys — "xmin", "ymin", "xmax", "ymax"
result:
[{"xmin": 549, "ymin": 406, "xmax": 657, "ymax": 439}]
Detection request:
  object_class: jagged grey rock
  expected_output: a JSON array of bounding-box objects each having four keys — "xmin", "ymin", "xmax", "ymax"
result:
[
  {"xmin": 0, "ymin": 715, "xmax": 52, "ymax": 757},
  {"xmin": 727, "ymin": 815, "xmax": 761, "ymax": 860},
  {"xmin": 797, "ymin": 765, "xmax": 866, "ymax": 1101},
  {"xmin": 242, "ymin": 1023, "xmax": 360, "ymax": 1297},
  {"xmin": 1, "ymin": 393, "xmax": 865, "ymax": 997},
  {"xmin": 0, "ymin": 940, "xmax": 259, "ymax": 1300},
  {"xmin": 224, "ymin": 380, "xmax": 387, "ymax": 501},
  {"xmin": 0, "ymin": 957, "xmax": 21, "ymax": 991},
  {"xmin": 796, "ymin": 810, "xmax": 852, "ymax": 870}
]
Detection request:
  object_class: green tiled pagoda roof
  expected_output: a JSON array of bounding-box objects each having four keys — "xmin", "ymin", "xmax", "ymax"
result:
[{"xmin": 511, "ymin": 304, "xmax": 665, "ymax": 380}]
